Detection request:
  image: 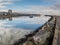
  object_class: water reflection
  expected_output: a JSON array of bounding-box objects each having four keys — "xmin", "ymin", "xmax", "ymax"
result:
[
  {"xmin": 0, "ymin": 15, "xmax": 12, "ymax": 21},
  {"xmin": 0, "ymin": 16, "xmax": 43, "ymax": 30},
  {"xmin": 0, "ymin": 15, "xmax": 51, "ymax": 45},
  {"xmin": 0, "ymin": 16, "xmax": 51, "ymax": 30},
  {"xmin": 9, "ymin": 17, "xmax": 12, "ymax": 21}
]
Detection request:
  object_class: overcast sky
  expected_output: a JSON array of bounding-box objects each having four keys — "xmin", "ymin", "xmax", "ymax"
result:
[{"xmin": 0, "ymin": 0, "xmax": 60, "ymax": 15}]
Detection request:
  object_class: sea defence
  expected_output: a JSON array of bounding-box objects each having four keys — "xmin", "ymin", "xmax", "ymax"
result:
[{"xmin": 13, "ymin": 15, "xmax": 57, "ymax": 45}]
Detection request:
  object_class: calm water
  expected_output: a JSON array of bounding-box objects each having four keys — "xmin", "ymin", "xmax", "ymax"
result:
[
  {"xmin": 0, "ymin": 16, "xmax": 47, "ymax": 30},
  {"xmin": 0, "ymin": 16, "xmax": 51, "ymax": 45}
]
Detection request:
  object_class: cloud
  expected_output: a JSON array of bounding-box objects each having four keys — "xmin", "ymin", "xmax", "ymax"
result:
[
  {"xmin": 0, "ymin": 9, "xmax": 8, "ymax": 12},
  {"xmin": 45, "ymin": 0, "xmax": 60, "ymax": 10},
  {"xmin": 0, "ymin": 0, "xmax": 60, "ymax": 15},
  {"xmin": 0, "ymin": 0, "xmax": 13, "ymax": 8},
  {"xmin": 46, "ymin": 0, "xmax": 60, "ymax": 3},
  {"xmin": 0, "ymin": 5, "xmax": 6, "ymax": 8},
  {"xmin": 51, "ymin": 4, "xmax": 60, "ymax": 10},
  {"xmin": 14, "ymin": 5, "xmax": 60, "ymax": 15},
  {"xmin": 12, "ymin": 0, "xmax": 60, "ymax": 15},
  {"xmin": 0, "ymin": 0, "xmax": 23, "ymax": 8}
]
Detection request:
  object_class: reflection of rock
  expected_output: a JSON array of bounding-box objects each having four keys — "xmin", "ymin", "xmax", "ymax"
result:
[
  {"xmin": 9, "ymin": 17, "xmax": 12, "ymax": 21},
  {"xmin": 29, "ymin": 15, "xmax": 33, "ymax": 18}
]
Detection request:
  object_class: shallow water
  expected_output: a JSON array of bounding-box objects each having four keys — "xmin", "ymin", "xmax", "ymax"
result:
[
  {"xmin": 0, "ymin": 16, "xmax": 51, "ymax": 45},
  {"xmin": 0, "ymin": 18, "xmax": 42, "ymax": 30}
]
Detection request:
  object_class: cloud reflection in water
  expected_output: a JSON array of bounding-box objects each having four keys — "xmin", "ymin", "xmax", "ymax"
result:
[{"xmin": 0, "ymin": 16, "xmax": 51, "ymax": 45}]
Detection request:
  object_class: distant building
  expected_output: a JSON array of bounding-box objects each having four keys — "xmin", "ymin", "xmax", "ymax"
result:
[
  {"xmin": 8, "ymin": 9, "xmax": 12, "ymax": 15},
  {"xmin": 0, "ymin": 12, "xmax": 8, "ymax": 15},
  {"xmin": 3, "ymin": 12, "xmax": 8, "ymax": 15},
  {"xmin": 0, "ymin": 9, "xmax": 12, "ymax": 15}
]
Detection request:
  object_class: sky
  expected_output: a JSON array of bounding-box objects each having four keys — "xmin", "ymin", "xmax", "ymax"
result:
[{"xmin": 0, "ymin": 0, "xmax": 60, "ymax": 15}]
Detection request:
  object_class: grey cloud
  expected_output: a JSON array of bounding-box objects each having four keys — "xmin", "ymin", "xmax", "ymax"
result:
[{"xmin": 51, "ymin": 4, "xmax": 60, "ymax": 10}]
